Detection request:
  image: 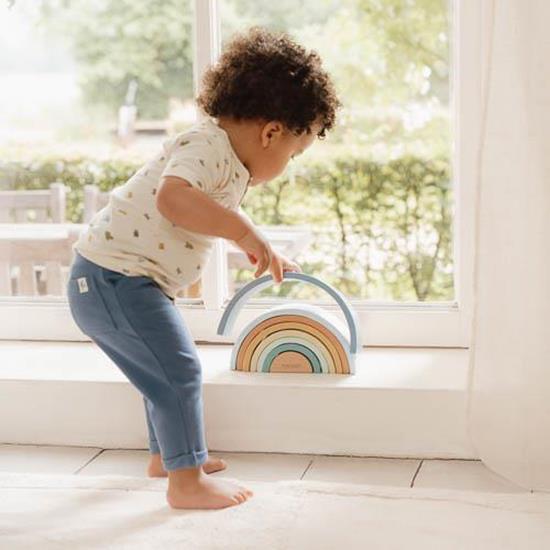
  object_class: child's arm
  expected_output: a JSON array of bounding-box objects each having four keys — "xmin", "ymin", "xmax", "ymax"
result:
[
  {"xmin": 157, "ymin": 176, "xmax": 249, "ymax": 241},
  {"xmin": 157, "ymin": 176, "xmax": 284, "ymax": 281},
  {"xmin": 237, "ymin": 206, "xmax": 260, "ymax": 265}
]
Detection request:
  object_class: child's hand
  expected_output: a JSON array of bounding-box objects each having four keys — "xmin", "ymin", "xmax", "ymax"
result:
[
  {"xmin": 246, "ymin": 251, "xmax": 301, "ymax": 280},
  {"xmin": 234, "ymin": 226, "xmax": 303, "ymax": 284},
  {"xmin": 233, "ymin": 227, "xmax": 275, "ymax": 279},
  {"xmin": 274, "ymin": 251, "xmax": 302, "ymax": 274}
]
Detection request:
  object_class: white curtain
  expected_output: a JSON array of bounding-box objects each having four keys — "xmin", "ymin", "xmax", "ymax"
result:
[{"xmin": 468, "ymin": 0, "xmax": 550, "ymax": 490}]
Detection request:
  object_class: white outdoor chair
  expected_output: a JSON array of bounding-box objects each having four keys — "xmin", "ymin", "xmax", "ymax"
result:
[
  {"xmin": 83, "ymin": 184, "xmax": 110, "ymax": 223},
  {"xmin": 0, "ymin": 182, "xmax": 67, "ymax": 223},
  {"xmin": 0, "ymin": 225, "xmax": 81, "ymax": 297}
]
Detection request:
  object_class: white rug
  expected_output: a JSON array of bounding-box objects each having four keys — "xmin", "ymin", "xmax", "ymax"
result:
[{"xmin": 1, "ymin": 473, "xmax": 549, "ymax": 550}]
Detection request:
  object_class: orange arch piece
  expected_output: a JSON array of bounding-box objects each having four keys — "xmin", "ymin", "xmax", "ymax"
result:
[{"xmin": 270, "ymin": 351, "xmax": 313, "ymax": 373}]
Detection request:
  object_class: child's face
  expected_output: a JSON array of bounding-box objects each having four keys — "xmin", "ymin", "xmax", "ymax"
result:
[{"xmin": 250, "ymin": 120, "xmax": 322, "ymax": 185}]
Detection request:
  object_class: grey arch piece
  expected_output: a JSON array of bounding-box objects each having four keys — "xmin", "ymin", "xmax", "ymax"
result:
[{"xmin": 216, "ymin": 272, "xmax": 360, "ymax": 355}]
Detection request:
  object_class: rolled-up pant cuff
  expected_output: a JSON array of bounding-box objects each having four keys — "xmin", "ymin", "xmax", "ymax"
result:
[
  {"xmin": 162, "ymin": 449, "xmax": 209, "ymax": 471},
  {"xmin": 149, "ymin": 440, "xmax": 161, "ymax": 455}
]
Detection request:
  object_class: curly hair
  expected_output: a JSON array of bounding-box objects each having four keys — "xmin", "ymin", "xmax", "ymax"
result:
[{"xmin": 196, "ymin": 26, "xmax": 342, "ymax": 138}]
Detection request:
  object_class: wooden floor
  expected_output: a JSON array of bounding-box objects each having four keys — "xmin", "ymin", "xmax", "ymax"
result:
[{"xmin": 0, "ymin": 444, "xmax": 527, "ymax": 493}]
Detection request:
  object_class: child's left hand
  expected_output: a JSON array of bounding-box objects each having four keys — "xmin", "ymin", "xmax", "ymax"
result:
[{"xmin": 246, "ymin": 251, "xmax": 302, "ymax": 275}]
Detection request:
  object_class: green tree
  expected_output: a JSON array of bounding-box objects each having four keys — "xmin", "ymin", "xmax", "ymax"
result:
[
  {"xmin": 29, "ymin": 0, "xmax": 449, "ymax": 127},
  {"xmin": 221, "ymin": 0, "xmax": 450, "ymax": 155},
  {"xmin": 33, "ymin": 0, "xmax": 194, "ymax": 118}
]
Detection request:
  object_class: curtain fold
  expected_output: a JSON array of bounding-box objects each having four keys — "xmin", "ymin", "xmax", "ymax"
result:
[{"xmin": 468, "ymin": 0, "xmax": 550, "ymax": 490}]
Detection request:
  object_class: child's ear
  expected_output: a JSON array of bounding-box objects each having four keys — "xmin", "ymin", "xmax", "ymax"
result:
[{"xmin": 261, "ymin": 121, "xmax": 283, "ymax": 148}]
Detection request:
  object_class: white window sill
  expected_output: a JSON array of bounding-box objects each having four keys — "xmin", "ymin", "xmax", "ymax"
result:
[
  {"xmin": 0, "ymin": 341, "xmax": 475, "ymax": 459},
  {"xmin": 0, "ymin": 340, "xmax": 468, "ymax": 390}
]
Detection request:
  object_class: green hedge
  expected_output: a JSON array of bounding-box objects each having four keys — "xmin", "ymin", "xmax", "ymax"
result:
[
  {"xmin": 0, "ymin": 155, "xmax": 453, "ymax": 301},
  {"xmin": 241, "ymin": 156, "xmax": 453, "ymax": 301},
  {"xmin": 0, "ymin": 158, "xmax": 139, "ymax": 224}
]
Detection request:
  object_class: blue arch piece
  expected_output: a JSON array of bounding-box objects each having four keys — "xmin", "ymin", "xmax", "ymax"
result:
[{"xmin": 216, "ymin": 272, "xmax": 360, "ymax": 355}]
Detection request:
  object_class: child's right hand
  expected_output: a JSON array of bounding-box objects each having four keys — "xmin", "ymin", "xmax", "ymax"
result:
[{"xmin": 233, "ymin": 228, "xmax": 284, "ymax": 283}]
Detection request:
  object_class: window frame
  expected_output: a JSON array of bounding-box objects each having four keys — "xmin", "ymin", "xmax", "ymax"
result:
[{"xmin": 0, "ymin": 0, "xmax": 482, "ymax": 348}]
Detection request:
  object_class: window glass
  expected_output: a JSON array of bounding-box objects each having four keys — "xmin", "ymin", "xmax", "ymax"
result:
[
  {"xmin": 221, "ymin": 0, "xmax": 453, "ymax": 302},
  {"xmin": 0, "ymin": 0, "xmax": 201, "ymax": 299}
]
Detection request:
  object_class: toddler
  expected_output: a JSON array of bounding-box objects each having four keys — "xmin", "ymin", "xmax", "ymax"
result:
[{"xmin": 67, "ymin": 26, "xmax": 340, "ymax": 510}]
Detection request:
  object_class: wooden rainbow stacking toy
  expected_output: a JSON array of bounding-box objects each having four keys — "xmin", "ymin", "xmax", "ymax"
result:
[{"xmin": 216, "ymin": 272, "xmax": 360, "ymax": 375}]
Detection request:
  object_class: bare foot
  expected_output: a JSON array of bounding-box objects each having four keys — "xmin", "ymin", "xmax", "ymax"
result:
[
  {"xmin": 147, "ymin": 453, "xmax": 227, "ymax": 478},
  {"xmin": 166, "ymin": 468, "xmax": 254, "ymax": 510}
]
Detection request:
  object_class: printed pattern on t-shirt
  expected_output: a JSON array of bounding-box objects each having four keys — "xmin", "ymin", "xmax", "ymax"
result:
[{"xmin": 73, "ymin": 117, "xmax": 251, "ymax": 300}]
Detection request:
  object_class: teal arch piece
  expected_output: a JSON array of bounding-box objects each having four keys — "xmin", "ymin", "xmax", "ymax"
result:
[
  {"xmin": 253, "ymin": 329, "xmax": 332, "ymax": 374},
  {"xmin": 217, "ymin": 272, "xmax": 360, "ymax": 355},
  {"xmin": 262, "ymin": 343, "xmax": 322, "ymax": 373}
]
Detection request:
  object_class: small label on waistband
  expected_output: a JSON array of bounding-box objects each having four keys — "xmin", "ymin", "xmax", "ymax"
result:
[{"xmin": 77, "ymin": 277, "xmax": 89, "ymax": 293}]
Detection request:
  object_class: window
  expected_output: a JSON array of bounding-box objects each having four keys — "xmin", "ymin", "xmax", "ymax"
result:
[
  {"xmin": 0, "ymin": 0, "xmax": 481, "ymax": 347},
  {"xmin": 0, "ymin": 0, "xmax": 202, "ymax": 301},
  {"xmin": 222, "ymin": 0, "xmax": 454, "ymax": 303}
]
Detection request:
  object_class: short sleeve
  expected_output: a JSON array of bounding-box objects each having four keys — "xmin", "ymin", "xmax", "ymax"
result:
[{"xmin": 160, "ymin": 132, "xmax": 222, "ymax": 195}]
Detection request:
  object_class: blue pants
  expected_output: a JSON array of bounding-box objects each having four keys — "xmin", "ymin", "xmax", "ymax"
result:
[{"xmin": 66, "ymin": 251, "xmax": 208, "ymax": 471}]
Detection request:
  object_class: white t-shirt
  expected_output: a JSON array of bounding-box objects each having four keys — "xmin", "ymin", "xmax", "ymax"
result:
[{"xmin": 74, "ymin": 116, "xmax": 251, "ymax": 300}]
